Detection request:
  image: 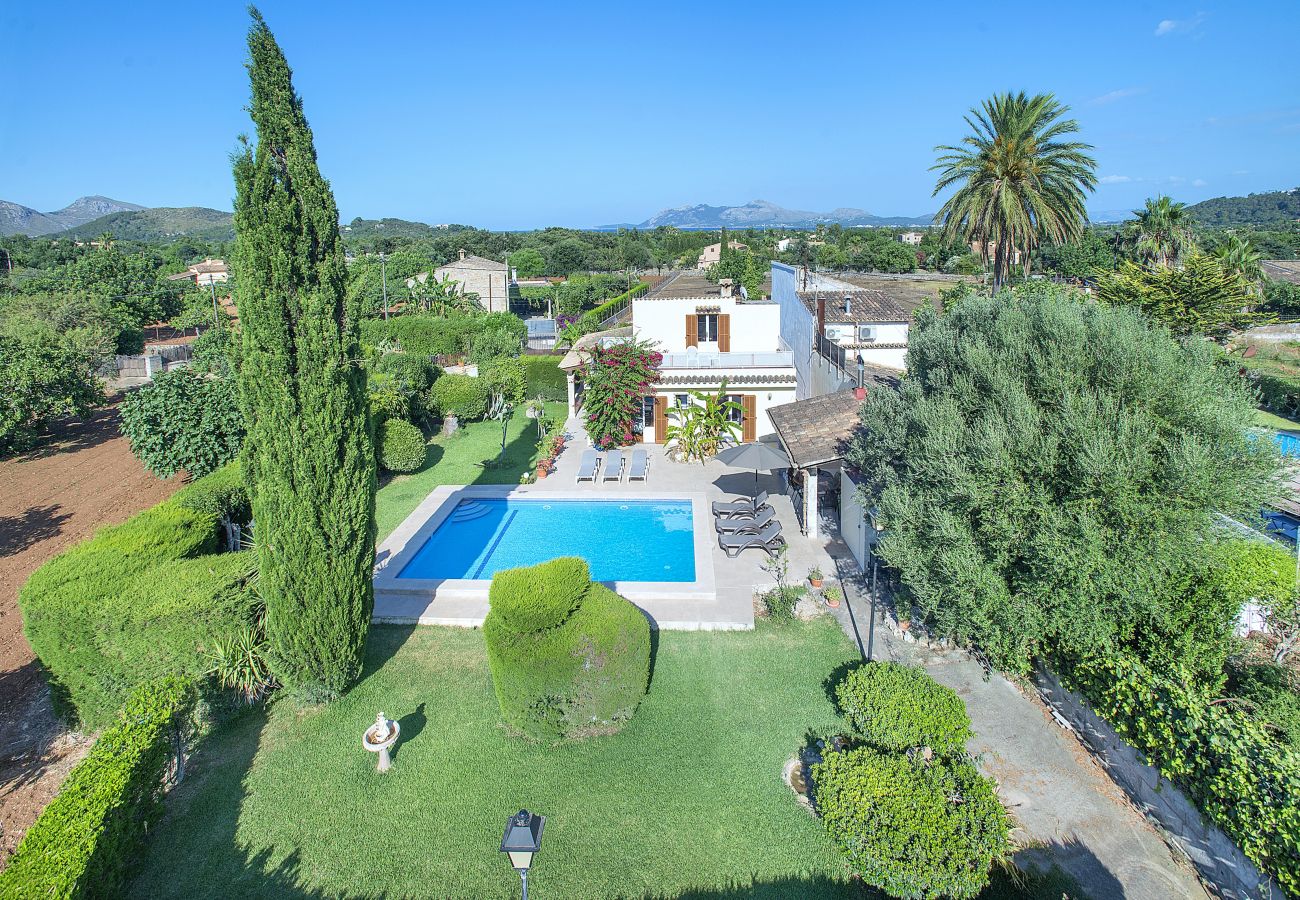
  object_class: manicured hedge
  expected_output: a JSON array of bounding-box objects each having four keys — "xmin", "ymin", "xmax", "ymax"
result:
[
  {"xmin": 1065, "ymin": 651, "xmax": 1300, "ymax": 895},
  {"xmin": 577, "ymin": 281, "xmax": 648, "ymax": 331},
  {"xmin": 174, "ymin": 460, "xmax": 250, "ymax": 524},
  {"xmin": 378, "ymin": 418, "xmax": 427, "ymax": 473},
  {"xmin": 0, "ymin": 678, "xmax": 194, "ymax": 900},
  {"xmin": 484, "ymin": 557, "xmax": 650, "ymax": 740},
  {"xmin": 429, "ymin": 373, "xmax": 490, "ymax": 420},
  {"xmin": 375, "ymin": 351, "xmax": 439, "ymax": 393},
  {"xmin": 20, "ymin": 470, "xmax": 258, "ymax": 729},
  {"xmin": 522, "ymin": 355, "xmax": 567, "ymax": 402},
  {"xmin": 813, "ymin": 747, "xmax": 1010, "ymax": 900},
  {"xmin": 360, "ymin": 315, "xmax": 475, "ymax": 358},
  {"xmin": 1241, "ymin": 358, "xmax": 1300, "ymax": 418},
  {"xmin": 835, "ymin": 661, "xmax": 973, "ymax": 755}
]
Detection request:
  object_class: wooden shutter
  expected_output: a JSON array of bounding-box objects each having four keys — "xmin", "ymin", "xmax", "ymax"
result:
[
  {"xmin": 685, "ymin": 314, "xmax": 698, "ymax": 348},
  {"xmin": 653, "ymin": 396, "xmax": 668, "ymax": 444},
  {"xmin": 742, "ymin": 394, "xmax": 757, "ymax": 442},
  {"xmin": 718, "ymin": 314, "xmax": 731, "ymax": 352}
]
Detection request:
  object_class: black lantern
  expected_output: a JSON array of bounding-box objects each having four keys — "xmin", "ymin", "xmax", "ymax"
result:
[
  {"xmin": 501, "ymin": 809, "xmax": 545, "ymax": 898},
  {"xmin": 856, "ymin": 351, "xmax": 865, "ymax": 390}
]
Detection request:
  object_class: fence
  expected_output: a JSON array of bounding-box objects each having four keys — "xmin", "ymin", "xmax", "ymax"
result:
[
  {"xmin": 104, "ymin": 344, "xmax": 193, "ymax": 379},
  {"xmin": 815, "ymin": 331, "xmax": 848, "ymax": 374},
  {"xmin": 658, "ymin": 350, "xmax": 794, "ymax": 369}
]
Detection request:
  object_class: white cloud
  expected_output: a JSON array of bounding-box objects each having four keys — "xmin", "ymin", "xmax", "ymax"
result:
[
  {"xmin": 1087, "ymin": 87, "xmax": 1147, "ymax": 107},
  {"xmin": 1192, "ymin": 178, "xmax": 1208, "ymax": 187},
  {"xmin": 1099, "ymin": 175, "xmax": 1134, "ymax": 185},
  {"xmin": 1154, "ymin": 12, "xmax": 1207, "ymax": 36}
]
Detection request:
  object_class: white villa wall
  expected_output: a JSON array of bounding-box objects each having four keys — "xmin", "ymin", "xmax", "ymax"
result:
[
  {"xmin": 641, "ymin": 381, "xmax": 795, "ymax": 443},
  {"xmin": 632, "ymin": 295, "xmax": 783, "ymax": 354}
]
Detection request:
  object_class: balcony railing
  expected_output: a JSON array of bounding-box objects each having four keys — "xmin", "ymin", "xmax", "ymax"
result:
[
  {"xmin": 658, "ymin": 350, "xmax": 794, "ymax": 369},
  {"xmin": 815, "ymin": 332, "xmax": 848, "ymax": 373}
]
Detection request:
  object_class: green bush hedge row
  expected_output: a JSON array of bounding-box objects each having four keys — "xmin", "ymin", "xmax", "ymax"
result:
[
  {"xmin": 577, "ymin": 281, "xmax": 648, "ymax": 331},
  {"xmin": 521, "ymin": 355, "xmax": 567, "ymax": 402},
  {"xmin": 1064, "ymin": 651, "xmax": 1300, "ymax": 894},
  {"xmin": 174, "ymin": 460, "xmax": 251, "ymax": 524},
  {"xmin": 20, "ymin": 468, "xmax": 257, "ymax": 729},
  {"xmin": 1241, "ymin": 358, "xmax": 1300, "ymax": 418},
  {"xmin": 813, "ymin": 747, "xmax": 1010, "ymax": 900},
  {"xmin": 484, "ymin": 557, "xmax": 650, "ymax": 740},
  {"xmin": 835, "ymin": 661, "xmax": 973, "ymax": 755},
  {"xmin": 0, "ymin": 678, "xmax": 194, "ymax": 900},
  {"xmin": 429, "ymin": 373, "xmax": 490, "ymax": 420}
]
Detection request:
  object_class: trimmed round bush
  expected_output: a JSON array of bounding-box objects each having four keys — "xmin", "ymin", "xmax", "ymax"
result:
[
  {"xmin": 813, "ymin": 748, "xmax": 1010, "ymax": 900},
  {"xmin": 377, "ymin": 418, "xmax": 427, "ymax": 473},
  {"xmin": 429, "ymin": 373, "xmax": 490, "ymax": 420},
  {"xmin": 484, "ymin": 557, "xmax": 651, "ymax": 740},
  {"xmin": 835, "ymin": 661, "xmax": 973, "ymax": 754},
  {"xmin": 174, "ymin": 461, "xmax": 250, "ymax": 524}
]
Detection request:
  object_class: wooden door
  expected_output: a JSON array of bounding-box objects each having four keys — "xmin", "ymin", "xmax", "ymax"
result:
[
  {"xmin": 742, "ymin": 394, "xmax": 757, "ymax": 442},
  {"xmin": 653, "ymin": 395, "xmax": 668, "ymax": 444}
]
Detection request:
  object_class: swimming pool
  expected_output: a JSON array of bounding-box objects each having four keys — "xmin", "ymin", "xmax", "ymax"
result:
[
  {"xmin": 1274, "ymin": 431, "xmax": 1300, "ymax": 457},
  {"xmin": 396, "ymin": 498, "xmax": 696, "ymax": 582}
]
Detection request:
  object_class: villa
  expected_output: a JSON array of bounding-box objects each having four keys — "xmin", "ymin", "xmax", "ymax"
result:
[
  {"xmin": 695, "ymin": 240, "xmax": 749, "ymax": 269},
  {"xmin": 432, "ymin": 249, "xmax": 512, "ymax": 313}
]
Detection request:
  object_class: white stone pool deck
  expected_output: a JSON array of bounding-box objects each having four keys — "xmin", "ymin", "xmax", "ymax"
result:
[{"xmin": 373, "ymin": 432, "xmax": 837, "ymax": 630}]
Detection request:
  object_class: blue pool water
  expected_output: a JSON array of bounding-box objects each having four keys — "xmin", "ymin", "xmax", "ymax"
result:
[
  {"xmin": 1274, "ymin": 431, "xmax": 1300, "ymax": 457},
  {"xmin": 397, "ymin": 498, "xmax": 695, "ymax": 582}
]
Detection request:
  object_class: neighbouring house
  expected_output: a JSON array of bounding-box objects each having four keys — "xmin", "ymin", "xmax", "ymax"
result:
[
  {"xmin": 696, "ymin": 240, "xmax": 749, "ymax": 269},
  {"xmin": 559, "ymin": 271, "xmax": 795, "ymax": 444},
  {"xmin": 433, "ymin": 249, "xmax": 511, "ymax": 313},
  {"xmin": 775, "ymin": 237, "xmax": 794, "ymax": 253},
  {"xmin": 166, "ymin": 258, "xmax": 230, "ymax": 286},
  {"xmin": 970, "ymin": 240, "xmax": 1021, "ymax": 266},
  {"xmin": 899, "ymin": 231, "xmax": 924, "ymax": 245}
]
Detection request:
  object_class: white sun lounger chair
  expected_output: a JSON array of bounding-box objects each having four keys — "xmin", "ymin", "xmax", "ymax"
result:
[
  {"xmin": 602, "ymin": 448, "xmax": 625, "ymax": 482},
  {"xmin": 575, "ymin": 449, "xmax": 599, "ymax": 483},
  {"xmin": 627, "ymin": 448, "xmax": 649, "ymax": 482}
]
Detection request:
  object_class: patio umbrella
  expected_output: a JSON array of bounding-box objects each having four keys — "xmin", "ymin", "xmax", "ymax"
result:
[{"xmin": 715, "ymin": 439, "xmax": 790, "ymax": 497}]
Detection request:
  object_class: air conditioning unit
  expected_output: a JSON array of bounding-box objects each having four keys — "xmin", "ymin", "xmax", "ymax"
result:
[{"xmin": 858, "ymin": 324, "xmax": 877, "ymax": 343}]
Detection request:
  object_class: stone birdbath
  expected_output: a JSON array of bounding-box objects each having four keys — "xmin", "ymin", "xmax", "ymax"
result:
[{"xmin": 362, "ymin": 711, "xmax": 400, "ymax": 773}]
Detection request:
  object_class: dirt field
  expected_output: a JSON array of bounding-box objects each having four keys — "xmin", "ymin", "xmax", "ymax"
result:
[{"xmin": 0, "ymin": 402, "xmax": 180, "ymax": 864}]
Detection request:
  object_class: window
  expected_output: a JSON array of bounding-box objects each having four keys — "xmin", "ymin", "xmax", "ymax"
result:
[
  {"xmin": 640, "ymin": 395, "xmax": 656, "ymax": 429},
  {"xmin": 696, "ymin": 313, "xmax": 719, "ymax": 343},
  {"xmin": 857, "ymin": 324, "xmax": 877, "ymax": 343},
  {"xmin": 675, "ymin": 394, "xmax": 691, "ymax": 409},
  {"xmin": 726, "ymin": 395, "xmax": 745, "ymax": 425}
]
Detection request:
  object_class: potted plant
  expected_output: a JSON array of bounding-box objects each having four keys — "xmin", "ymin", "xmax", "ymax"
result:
[
  {"xmin": 807, "ymin": 566, "xmax": 824, "ymax": 589},
  {"xmin": 823, "ymin": 586, "xmax": 842, "ymax": 609},
  {"xmin": 535, "ymin": 458, "xmax": 553, "ymax": 479}
]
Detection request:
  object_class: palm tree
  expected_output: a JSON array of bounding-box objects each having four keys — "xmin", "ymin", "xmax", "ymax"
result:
[
  {"xmin": 96, "ymin": 231, "xmax": 115, "ymax": 250},
  {"xmin": 932, "ymin": 92, "xmax": 1096, "ymax": 291},
  {"xmin": 1213, "ymin": 232, "xmax": 1263, "ymax": 288},
  {"xmin": 1127, "ymin": 196, "xmax": 1195, "ymax": 268}
]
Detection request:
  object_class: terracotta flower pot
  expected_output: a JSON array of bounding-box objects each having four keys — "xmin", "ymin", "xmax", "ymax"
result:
[
  {"xmin": 899, "ymin": 620, "xmax": 911, "ymax": 632},
  {"xmin": 825, "ymin": 597, "xmax": 841, "ymax": 608},
  {"xmin": 809, "ymin": 577, "xmax": 824, "ymax": 589}
]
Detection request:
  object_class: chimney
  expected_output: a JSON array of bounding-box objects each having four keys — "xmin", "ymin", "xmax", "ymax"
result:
[
  {"xmin": 816, "ymin": 297, "xmax": 826, "ymax": 337},
  {"xmin": 843, "ymin": 295, "xmax": 852, "ymax": 315},
  {"xmin": 458, "ymin": 248, "xmax": 467, "ymax": 261},
  {"xmin": 719, "ymin": 278, "xmax": 734, "ymax": 299}
]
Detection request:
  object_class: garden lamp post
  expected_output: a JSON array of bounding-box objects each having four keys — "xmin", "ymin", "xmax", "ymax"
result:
[{"xmin": 500, "ymin": 809, "xmax": 544, "ymax": 900}]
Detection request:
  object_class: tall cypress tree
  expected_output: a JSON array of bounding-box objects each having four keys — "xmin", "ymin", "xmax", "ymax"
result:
[{"xmin": 232, "ymin": 9, "xmax": 375, "ymax": 699}]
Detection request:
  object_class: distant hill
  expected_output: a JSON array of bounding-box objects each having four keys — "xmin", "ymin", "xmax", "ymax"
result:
[
  {"xmin": 65, "ymin": 207, "xmax": 234, "ymax": 242},
  {"xmin": 340, "ymin": 217, "xmax": 465, "ymax": 241},
  {"xmin": 600, "ymin": 199, "xmax": 934, "ymax": 231},
  {"xmin": 0, "ymin": 195, "xmax": 144, "ymax": 236},
  {"xmin": 1187, "ymin": 189, "xmax": 1300, "ymax": 228}
]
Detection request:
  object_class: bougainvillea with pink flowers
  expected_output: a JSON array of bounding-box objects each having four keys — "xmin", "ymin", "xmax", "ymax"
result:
[{"xmin": 581, "ymin": 339, "xmax": 662, "ymax": 448}]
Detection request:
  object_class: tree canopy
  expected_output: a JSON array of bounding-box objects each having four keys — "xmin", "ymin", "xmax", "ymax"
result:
[{"xmin": 847, "ymin": 283, "xmax": 1280, "ymax": 673}]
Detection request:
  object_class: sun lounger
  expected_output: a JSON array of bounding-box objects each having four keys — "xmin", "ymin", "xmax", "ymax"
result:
[
  {"xmin": 712, "ymin": 490, "xmax": 770, "ymax": 519},
  {"xmin": 627, "ymin": 448, "xmax": 649, "ymax": 482},
  {"xmin": 575, "ymin": 449, "xmax": 600, "ymax": 483},
  {"xmin": 601, "ymin": 448, "xmax": 625, "ymax": 482},
  {"xmin": 718, "ymin": 521, "xmax": 786, "ymax": 558},
  {"xmin": 714, "ymin": 506, "xmax": 777, "ymax": 535}
]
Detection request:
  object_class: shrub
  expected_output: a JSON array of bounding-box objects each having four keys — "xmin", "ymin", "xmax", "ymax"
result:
[
  {"xmin": 0, "ymin": 330, "xmax": 107, "ymax": 456},
  {"xmin": 378, "ymin": 418, "xmax": 427, "ymax": 473},
  {"xmin": 469, "ymin": 324, "xmax": 523, "ymax": 365},
  {"xmin": 481, "ymin": 355, "xmax": 526, "ymax": 404},
  {"xmin": 835, "ymin": 662, "xmax": 973, "ymax": 755},
  {"xmin": 18, "ymin": 498, "xmax": 254, "ymax": 729},
  {"xmin": 1065, "ymin": 651, "xmax": 1300, "ymax": 894},
  {"xmin": 0, "ymin": 678, "xmax": 194, "ymax": 900},
  {"xmin": 1243, "ymin": 358, "xmax": 1300, "ymax": 419},
  {"xmin": 1228, "ymin": 662, "xmax": 1300, "ymax": 747},
  {"xmin": 375, "ymin": 351, "xmax": 439, "ymax": 392},
  {"xmin": 174, "ymin": 461, "xmax": 250, "ymax": 524},
  {"xmin": 581, "ymin": 339, "xmax": 661, "ymax": 448},
  {"xmin": 484, "ymin": 557, "xmax": 651, "ymax": 740},
  {"xmin": 522, "ymin": 355, "xmax": 566, "ymax": 402},
  {"xmin": 119, "ymin": 368, "xmax": 245, "ymax": 479},
  {"xmin": 429, "ymin": 373, "xmax": 490, "ymax": 420},
  {"xmin": 813, "ymin": 748, "xmax": 1010, "ymax": 900}
]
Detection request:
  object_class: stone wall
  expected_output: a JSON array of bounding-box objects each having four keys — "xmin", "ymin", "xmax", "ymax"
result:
[{"xmin": 1035, "ymin": 669, "xmax": 1284, "ymax": 900}]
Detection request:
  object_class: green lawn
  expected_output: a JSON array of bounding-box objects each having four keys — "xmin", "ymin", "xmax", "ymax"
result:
[
  {"xmin": 375, "ymin": 402, "xmax": 566, "ymax": 540},
  {"xmin": 1252, "ymin": 407, "xmax": 1300, "ymax": 432},
  {"xmin": 129, "ymin": 621, "xmax": 864, "ymax": 899}
]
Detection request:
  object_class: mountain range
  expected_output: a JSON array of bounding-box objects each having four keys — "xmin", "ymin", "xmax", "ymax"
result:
[
  {"xmin": 0, "ymin": 196, "xmax": 144, "ymax": 236},
  {"xmin": 599, "ymin": 199, "xmax": 936, "ymax": 231}
]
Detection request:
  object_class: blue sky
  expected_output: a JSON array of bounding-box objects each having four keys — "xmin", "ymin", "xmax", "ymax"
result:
[{"xmin": 2, "ymin": 1, "xmax": 1298, "ymax": 230}]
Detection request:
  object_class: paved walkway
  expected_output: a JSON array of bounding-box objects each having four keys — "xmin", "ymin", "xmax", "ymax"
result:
[{"xmin": 824, "ymin": 552, "xmax": 1207, "ymax": 900}]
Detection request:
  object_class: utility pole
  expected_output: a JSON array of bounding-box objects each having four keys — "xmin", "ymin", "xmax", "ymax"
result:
[
  {"xmin": 380, "ymin": 251, "xmax": 389, "ymax": 321},
  {"xmin": 209, "ymin": 281, "xmax": 220, "ymax": 329}
]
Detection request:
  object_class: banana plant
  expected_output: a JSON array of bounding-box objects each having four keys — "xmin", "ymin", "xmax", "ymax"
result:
[{"xmin": 664, "ymin": 383, "xmax": 742, "ymax": 463}]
